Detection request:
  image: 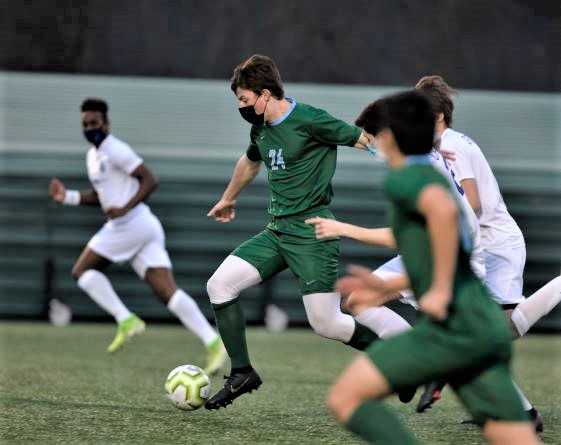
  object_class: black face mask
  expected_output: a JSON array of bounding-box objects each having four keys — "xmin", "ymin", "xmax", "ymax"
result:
[
  {"xmin": 239, "ymin": 104, "xmax": 265, "ymax": 126},
  {"xmin": 84, "ymin": 128, "xmax": 108, "ymax": 147}
]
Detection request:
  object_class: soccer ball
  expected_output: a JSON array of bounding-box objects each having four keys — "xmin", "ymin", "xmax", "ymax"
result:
[{"xmin": 165, "ymin": 365, "xmax": 211, "ymax": 411}]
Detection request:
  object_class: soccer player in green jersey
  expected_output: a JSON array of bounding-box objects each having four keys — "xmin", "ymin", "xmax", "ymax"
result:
[
  {"xmin": 327, "ymin": 91, "xmax": 538, "ymax": 444},
  {"xmin": 204, "ymin": 55, "xmax": 380, "ymax": 410}
]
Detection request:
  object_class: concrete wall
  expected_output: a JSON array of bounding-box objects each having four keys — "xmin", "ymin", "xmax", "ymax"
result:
[{"xmin": 2, "ymin": 72, "xmax": 560, "ymax": 174}]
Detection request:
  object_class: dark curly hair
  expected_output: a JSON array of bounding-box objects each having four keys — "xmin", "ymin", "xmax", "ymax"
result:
[{"xmin": 81, "ymin": 98, "xmax": 109, "ymax": 122}]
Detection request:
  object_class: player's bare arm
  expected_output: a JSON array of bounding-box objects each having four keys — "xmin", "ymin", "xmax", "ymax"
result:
[
  {"xmin": 105, "ymin": 164, "xmax": 158, "ymax": 219},
  {"xmin": 417, "ymin": 185, "xmax": 459, "ymax": 320},
  {"xmin": 459, "ymin": 178, "xmax": 482, "ymax": 216},
  {"xmin": 305, "ymin": 217, "xmax": 396, "ymax": 248},
  {"xmin": 49, "ymin": 177, "xmax": 100, "ymax": 206},
  {"xmin": 207, "ymin": 154, "xmax": 261, "ymax": 223}
]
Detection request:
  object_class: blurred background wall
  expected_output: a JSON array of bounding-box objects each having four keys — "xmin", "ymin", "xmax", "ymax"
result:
[
  {"xmin": 1, "ymin": 0, "xmax": 560, "ymax": 328},
  {"xmin": 2, "ymin": 0, "xmax": 560, "ymax": 91}
]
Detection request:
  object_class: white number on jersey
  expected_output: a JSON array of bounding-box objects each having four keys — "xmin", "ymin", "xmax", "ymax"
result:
[{"xmin": 268, "ymin": 148, "xmax": 286, "ymax": 171}]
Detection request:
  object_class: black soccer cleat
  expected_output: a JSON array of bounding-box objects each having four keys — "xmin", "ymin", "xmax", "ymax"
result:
[
  {"xmin": 528, "ymin": 408, "xmax": 544, "ymax": 434},
  {"xmin": 416, "ymin": 381, "xmax": 445, "ymax": 413},
  {"xmin": 205, "ymin": 368, "xmax": 262, "ymax": 410},
  {"xmin": 398, "ymin": 386, "xmax": 417, "ymax": 404}
]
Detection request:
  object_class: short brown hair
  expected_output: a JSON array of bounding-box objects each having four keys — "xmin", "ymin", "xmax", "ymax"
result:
[
  {"xmin": 230, "ymin": 54, "xmax": 284, "ymax": 99},
  {"xmin": 415, "ymin": 75, "xmax": 457, "ymax": 126}
]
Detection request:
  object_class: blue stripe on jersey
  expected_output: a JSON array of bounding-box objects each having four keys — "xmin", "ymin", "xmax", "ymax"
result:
[{"xmin": 427, "ymin": 150, "xmax": 474, "ymax": 254}]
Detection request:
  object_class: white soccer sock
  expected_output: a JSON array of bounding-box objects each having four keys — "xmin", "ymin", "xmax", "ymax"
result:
[
  {"xmin": 167, "ymin": 289, "xmax": 218, "ymax": 347},
  {"xmin": 77, "ymin": 270, "xmax": 131, "ymax": 323},
  {"xmin": 511, "ymin": 276, "xmax": 561, "ymax": 336},
  {"xmin": 513, "ymin": 381, "xmax": 533, "ymax": 411},
  {"xmin": 354, "ymin": 306, "xmax": 411, "ymax": 339}
]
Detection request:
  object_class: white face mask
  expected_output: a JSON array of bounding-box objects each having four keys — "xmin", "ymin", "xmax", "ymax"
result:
[{"xmin": 366, "ymin": 144, "xmax": 388, "ymax": 163}]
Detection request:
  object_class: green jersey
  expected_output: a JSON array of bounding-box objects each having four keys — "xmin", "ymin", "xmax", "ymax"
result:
[
  {"xmin": 384, "ymin": 160, "xmax": 476, "ymax": 299},
  {"xmin": 246, "ymin": 100, "xmax": 361, "ymax": 219}
]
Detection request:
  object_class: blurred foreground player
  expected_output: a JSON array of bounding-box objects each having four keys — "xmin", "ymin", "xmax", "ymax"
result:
[
  {"xmin": 328, "ymin": 91, "xmax": 538, "ymax": 445},
  {"xmin": 49, "ymin": 98, "xmax": 226, "ymax": 374},
  {"xmin": 205, "ymin": 55, "xmax": 380, "ymax": 409}
]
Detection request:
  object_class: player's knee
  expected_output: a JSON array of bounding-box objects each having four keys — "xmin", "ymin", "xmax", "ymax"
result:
[
  {"xmin": 326, "ymin": 384, "xmax": 345, "ymax": 420},
  {"xmin": 310, "ymin": 314, "xmax": 351, "ymax": 341},
  {"xmin": 327, "ymin": 381, "xmax": 360, "ymax": 423},
  {"xmin": 206, "ymin": 274, "xmax": 236, "ymax": 305},
  {"xmin": 307, "ymin": 309, "xmax": 334, "ymax": 338},
  {"xmin": 483, "ymin": 421, "xmax": 538, "ymax": 445}
]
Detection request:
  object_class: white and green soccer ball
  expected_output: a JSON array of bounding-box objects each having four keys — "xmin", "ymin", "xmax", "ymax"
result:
[{"xmin": 165, "ymin": 365, "xmax": 211, "ymax": 411}]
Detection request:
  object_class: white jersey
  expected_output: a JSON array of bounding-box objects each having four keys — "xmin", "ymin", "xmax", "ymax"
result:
[
  {"xmin": 86, "ymin": 134, "xmax": 145, "ymax": 216},
  {"xmin": 428, "ymin": 149, "xmax": 485, "ymax": 278},
  {"xmin": 441, "ymin": 128, "xmax": 524, "ymax": 250},
  {"xmin": 85, "ymin": 134, "xmax": 171, "ymax": 275}
]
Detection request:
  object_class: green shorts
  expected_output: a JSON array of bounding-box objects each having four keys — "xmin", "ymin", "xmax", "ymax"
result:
[
  {"xmin": 232, "ymin": 209, "xmax": 340, "ymax": 295},
  {"xmin": 365, "ymin": 279, "xmax": 528, "ymax": 424}
]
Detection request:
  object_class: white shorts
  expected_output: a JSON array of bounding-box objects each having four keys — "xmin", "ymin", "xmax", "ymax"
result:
[
  {"xmin": 483, "ymin": 244, "xmax": 526, "ymax": 305},
  {"xmin": 373, "ymin": 256, "xmax": 418, "ymax": 308},
  {"xmin": 88, "ymin": 204, "xmax": 172, "ymax": 278}
]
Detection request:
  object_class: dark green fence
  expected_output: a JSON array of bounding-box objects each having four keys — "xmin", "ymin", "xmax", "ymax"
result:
[{"xmin": 1, "ymin": 153, "xmax": 560, "ymax": 330}]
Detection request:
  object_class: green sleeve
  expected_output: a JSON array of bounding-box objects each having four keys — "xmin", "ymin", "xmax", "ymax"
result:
[
  {"xmin": 245, "ymin": 126, "xmax": 262, "ymax": 162},
  {"xmin": 308, "ymin": 108, "xmax": 361, "ymax": 147}
]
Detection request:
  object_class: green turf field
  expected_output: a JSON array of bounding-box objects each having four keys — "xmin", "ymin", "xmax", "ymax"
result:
[{"xmin": 0, "ymin": 322, "xmax": 559, "ymax": 444}]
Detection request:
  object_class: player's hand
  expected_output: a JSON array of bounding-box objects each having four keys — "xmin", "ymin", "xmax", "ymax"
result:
[
  {"xmin": 346, "ymin": 286, "xmax": 388, "ymax": 309},
  {"xmin": 337, "ymin": 267, "xmax": 389, "ymax": 312},
  {"xmin": 207, "ymin": 199, "xmax": 236, "ymax": 223},
  {"xmin": 49, "ymin": 178, "xmax": 66, "ymax": 203},
  {"xmin": 105, "ymin": 206, "xmax": 130, "ymax": 219},
  {"xmin": 305, "ymin": 217, "xmax": 343, "ymax": 239},
  {"xmin": 337, "ymin": 265, "xmax": 387, "ymax": 297},
  {"xmin": 439, "ymin": 147, "xmax": 456, "ymax": 162},
  {"xmin": 419, "ymin": 288, "xmax": 450, "ymax": 321}
]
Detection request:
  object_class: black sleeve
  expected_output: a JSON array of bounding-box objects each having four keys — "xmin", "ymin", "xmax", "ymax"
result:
[{"xmin": 245, "ymin": 127, "xmax": 262, "ymax": 162}]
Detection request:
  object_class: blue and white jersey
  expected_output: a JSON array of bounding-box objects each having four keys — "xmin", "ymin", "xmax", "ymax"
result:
[{"xmin": 428, "ymin": 149, "xmax": 485, "ymax": 278}]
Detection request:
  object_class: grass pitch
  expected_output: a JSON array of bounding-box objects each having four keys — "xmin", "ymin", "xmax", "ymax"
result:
[{"xmin": 1, "ymin": 322, "xmax": 560, "ymax": 444}]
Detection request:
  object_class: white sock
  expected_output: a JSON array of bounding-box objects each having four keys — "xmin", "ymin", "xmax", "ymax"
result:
[
  {"xmin": 168, "ymin": 289, "xmax": 218, "ymax": 347},
  {"xmin": 77, "ymin": 270, "xmax": 131, "ymax": 323},
  {"xmin": 513, "ymin": 381, "xmax": 533, "ymax": 411},
  {"xmin": 511, "ymin": 276, "xmax": 561, "ymax": 336},
  {"xmin": 354, "ymin": 306, "xmax": 411, "ymax": 339}
]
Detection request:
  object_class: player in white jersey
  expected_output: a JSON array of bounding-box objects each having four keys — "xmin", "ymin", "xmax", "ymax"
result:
[
  {"xmin": 48, "ymin": 98, "xmax": 227, "ymax": 374},
  {"xmin": 414, "ymin": 75, "xmax": 561, "ymax": 427},
  {"xmin": 416, "ymin": 76, "xmax": 560, "ymax": 333}
]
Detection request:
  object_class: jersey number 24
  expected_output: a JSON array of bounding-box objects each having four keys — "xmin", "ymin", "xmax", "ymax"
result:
[{"xmin": 268, "ymin": 149, "xmax": 286, "ymax": 171}]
